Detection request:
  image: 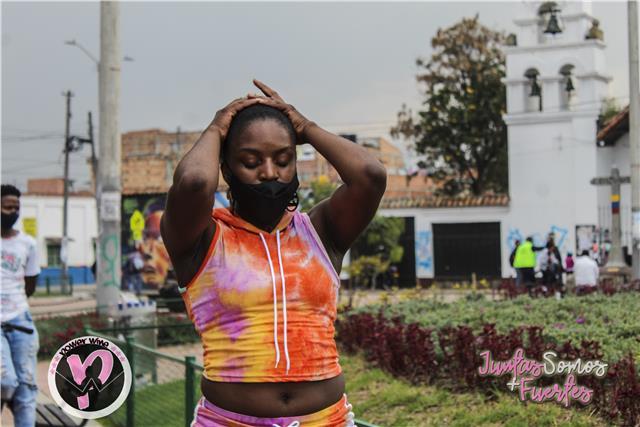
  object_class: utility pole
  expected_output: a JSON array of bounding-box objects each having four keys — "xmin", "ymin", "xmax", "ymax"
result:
[
  {"xmin": 61, "ymin": 90, "xmax": 73, "ymax": 295},
  {"xmin": 96, "ymin": 1, "xmax": 122, "ymax": 314},
  {"xmin": 629, "ymin": 0, "xmax": 640, "ymax": 280},
  {"xmin": 87, "ymin": 111, "xmax": 97, "ymax": 194}
]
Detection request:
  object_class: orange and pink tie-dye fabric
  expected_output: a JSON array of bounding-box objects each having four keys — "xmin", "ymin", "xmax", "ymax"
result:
[{"xmin": 181, "ymin": 207, "xmax": 342, "ymax": 382}]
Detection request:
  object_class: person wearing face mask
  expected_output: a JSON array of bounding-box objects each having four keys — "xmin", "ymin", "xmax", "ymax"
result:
[
  {"xmin": 161, "ymin": 80, "xmax": 387, "ymax": 426},
  {"xmin": 1, "ymin": 184, "xmax": 41, "ymax": 427}
]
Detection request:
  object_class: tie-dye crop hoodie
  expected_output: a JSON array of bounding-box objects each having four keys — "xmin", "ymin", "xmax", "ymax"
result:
[{"xmin": 180, "ymin": 207, "xmax": 343, "ymax": 382}]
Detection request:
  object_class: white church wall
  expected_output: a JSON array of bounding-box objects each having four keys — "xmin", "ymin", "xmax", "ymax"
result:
[
  {"xmin": 502, "ymin": 0, "xmax": 612, "ymax": 270},
  {"xmin": 505, "ymin": 112, "xmax": 601, "ymax": 263},
  {"xmin": 514, "ymin": 17, "xmax": 539, "ymax": 48},
  {"xmin": 505, "ymin": 78, "xmax": 528, "ymax": 114}
]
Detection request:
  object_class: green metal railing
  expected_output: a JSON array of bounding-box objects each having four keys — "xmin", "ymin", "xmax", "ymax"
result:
[{"xmin": 85, "ymin": 325, "xmax": 378, "ymax": 427}]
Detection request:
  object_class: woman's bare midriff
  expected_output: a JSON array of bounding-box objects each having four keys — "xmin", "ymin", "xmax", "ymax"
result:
[{"xmin": 200, "ymin": 373, "xmax": 346, "ymax": 417}]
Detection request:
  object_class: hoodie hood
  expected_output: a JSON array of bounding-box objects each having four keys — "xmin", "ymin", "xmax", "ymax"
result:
[{"xmin": 213, "ymin": 207, "xmax": 295, "ymax": 235}]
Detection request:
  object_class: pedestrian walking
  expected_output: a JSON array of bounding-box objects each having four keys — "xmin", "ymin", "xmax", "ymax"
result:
[
  {"xmin": 124, "ymin": 245, "xmax": 144, "ymax": 295},
  {"xmin": 1, "ymin": 184, "xmax": 40, "ymax": 427}
]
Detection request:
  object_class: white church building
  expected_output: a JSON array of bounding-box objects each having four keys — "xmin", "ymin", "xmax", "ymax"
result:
[{"xmin": 382, "ymin": 1, "xmax": 632, "ymax": 282}]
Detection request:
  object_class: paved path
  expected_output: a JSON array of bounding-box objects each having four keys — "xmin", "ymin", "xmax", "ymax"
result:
[
  {"xmin": 29, "ymin": 285, "xmax": 499, "ymax": 318},
  {"xmin": 338, "ymin": 287, "xmax": 498, "ymax": 307},
  {"xmin": 30, "ymin": 285, "xmax": 98, "ymax": 319}
]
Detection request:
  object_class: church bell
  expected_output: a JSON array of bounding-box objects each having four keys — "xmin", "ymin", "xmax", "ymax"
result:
[
  {"xmin": 544, "ymin": 11, "xmax": 562, "ymax": 35},
  {"xmin": 529, "ymin": 79, "xmax": 541, "ymax": 97},
  {"xmin": 565, "ymin": 76, "xmax": 575, "ymax": 93}
]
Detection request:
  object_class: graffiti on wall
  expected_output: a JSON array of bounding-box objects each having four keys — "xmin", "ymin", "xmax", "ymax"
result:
[
  {"xmin": 506, "ymin": 225, "xmax": 569, "ymax": 252},
  {"xmin": 506, "ymin": 228, "xmax": 523, "ymax": 252},
  {"xmin": 415, "ymin": 230, "xmax": 433, "ymax": 277},
  {"xmin": 101, "ymin": 233, "xmax": 119, "ymax": 288},
  {"xmin": 121, "ymin": 194, "xmax": 171, "ymax": 291},
  {"xmin": 121, "ymin": 192, "xmax": 229, "ymax": 291}
]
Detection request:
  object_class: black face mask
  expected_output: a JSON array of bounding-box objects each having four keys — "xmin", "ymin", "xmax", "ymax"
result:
[
  {"xmin": 228, "ymin": 174, "xmax": 299, "ymax": 232},
  {"xmin": 1, "ymin": 212, "xmax": 19, "ymax": 230}
]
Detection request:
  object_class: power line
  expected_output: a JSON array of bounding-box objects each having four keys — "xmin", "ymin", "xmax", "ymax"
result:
[
  {"xmin": 2, "ymin": 136, "xmax": 65, "ymax": 143},
  {"xmin": 2, "ymin": 128, "xmax": 64, "ymax": 134},
  {"xmin": 2, "ymin": 161, "xmax": 64, "ymax": 174},
  {"xmin": 2, "ymin": 156, "xmax": 90, "ymax": 171}
]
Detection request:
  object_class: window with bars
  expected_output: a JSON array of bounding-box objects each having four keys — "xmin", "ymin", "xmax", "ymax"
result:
[{"xmin": 46, "ymin": 240, "xmax": 62, "ymax": 267}]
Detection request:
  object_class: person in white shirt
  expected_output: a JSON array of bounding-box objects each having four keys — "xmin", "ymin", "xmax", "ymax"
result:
[
  {"xmin": 574, "ymin": 249, "xmax": 600, "ymax": 296},
  {"xmin": 1, "ymin": 184, "xmax": 40, "ymax": 427}
]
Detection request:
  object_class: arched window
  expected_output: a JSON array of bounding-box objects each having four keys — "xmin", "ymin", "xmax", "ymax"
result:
[
  {"xmin": 559, "ymin": 64, "xmax": 576, "ymax": 110},
  {"xmin": 525, "ymin": 68, "xmax": 542, "ymax": 112}
]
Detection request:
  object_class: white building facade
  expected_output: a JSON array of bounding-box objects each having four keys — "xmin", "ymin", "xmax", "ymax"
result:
[
  {"xmin": 385, "ymin": 2, "xmax": 631, "ymax": 281},
  {"xmin": 503, "ymin": 0, "xmax": 618, "ymax": 256},
  {"xmin": 16, "ymin": 195, "xmax": 98, "ymax": 284}
]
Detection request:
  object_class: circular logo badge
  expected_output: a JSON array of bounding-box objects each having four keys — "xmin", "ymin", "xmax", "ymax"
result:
[{"xmin": 48, "ymin": 336, "xmax": 132, "ymax": 419}]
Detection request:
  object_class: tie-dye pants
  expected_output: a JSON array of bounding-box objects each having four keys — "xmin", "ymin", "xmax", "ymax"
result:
[{"xmin": 191, "ymin": 393, "xmax": 356, "ymax": 427}]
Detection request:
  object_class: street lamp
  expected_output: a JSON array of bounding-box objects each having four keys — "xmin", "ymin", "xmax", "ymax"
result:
[
  {"xmin": 64, "ymin": 39, "xmax": 99, "ymax": 68},
  {"xmin": 64, "ymin": 39, "xmax": 134, "ymax": 66}
]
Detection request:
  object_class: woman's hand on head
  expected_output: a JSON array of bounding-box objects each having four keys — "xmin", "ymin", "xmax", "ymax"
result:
[
  {"xmin": 250, "ymin": 79, "xmax": 315, "ymax": 144},
  {"xmin": 208, "ymin": 96, "xmax": 264, "ymax": 140}
]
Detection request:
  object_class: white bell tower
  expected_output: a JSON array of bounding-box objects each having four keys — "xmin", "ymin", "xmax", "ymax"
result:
[{"xmin": 503, "ymin": 1, "xmax": 612, "ymax": 253}]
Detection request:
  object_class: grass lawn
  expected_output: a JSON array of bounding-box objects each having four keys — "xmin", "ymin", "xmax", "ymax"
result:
[
  {"xmin": 99, "ymin": 378, "xmax": 191, "ymax": 427},
  {"xmin": 341, "ymin": 352, "xmax": 608, "ymax": 427},
  {"xmin": 97, "ymin": 353, "xmax": 607, "ymax": 427}
]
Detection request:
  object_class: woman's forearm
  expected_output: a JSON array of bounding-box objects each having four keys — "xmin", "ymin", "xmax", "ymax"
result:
[
  {"xmin": 173, "ymin": 127, "xmax": 221, "ymax": 194},
  {"xmin": 303, "ymin": 123, "xmax": 386, "ymax": 188}
]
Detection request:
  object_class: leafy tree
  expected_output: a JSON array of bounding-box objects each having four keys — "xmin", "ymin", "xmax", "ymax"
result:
[
  {"xmin": 350, "ymin": 216, "xmax": 405, "ymax": 290},
  {"xmin": 600, "ymin": 97, "xmax": 623, "ymax": 127},
  {"xmin": 353, "ymin": 216, "xmax": 405, "ymax": 263},
  {"xmin": 348, "ymin": 255, "xmax": 388, "ymax": 297},
  {"xmin": 300, "ymin": 175, "xmax": 337, "ymax": 212},
  {"xmin": 391, "ymin": 16, "xmax": 508, "ymax": 196}
]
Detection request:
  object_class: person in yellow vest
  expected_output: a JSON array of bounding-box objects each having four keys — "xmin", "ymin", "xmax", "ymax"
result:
[{"xmin": 513, "ymin": 237, "xmax": 544, "ymax": 295}]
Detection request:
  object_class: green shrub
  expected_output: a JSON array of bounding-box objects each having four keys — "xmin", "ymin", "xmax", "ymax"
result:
[
  {"xmin": 353, "ymin": 293, "xmax": 640, "ymax": 362},
  {"xmin": 36, "ymin": 312, "xmax": 107, "ymax": 360}
]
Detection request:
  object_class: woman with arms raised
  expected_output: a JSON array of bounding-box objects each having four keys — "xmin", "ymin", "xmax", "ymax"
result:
[{"xmin": 161, "ymin": 80, "xmax": 387, "ymax": 427}]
